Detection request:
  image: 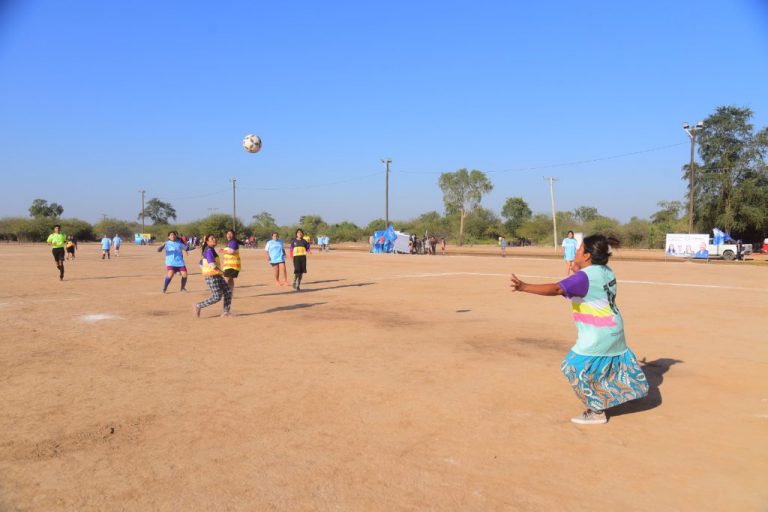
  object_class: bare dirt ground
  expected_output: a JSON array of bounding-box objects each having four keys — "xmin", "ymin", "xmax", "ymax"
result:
[{"xmin": 1, "ymin": 243, "xmax": 766, "ymax": 511}]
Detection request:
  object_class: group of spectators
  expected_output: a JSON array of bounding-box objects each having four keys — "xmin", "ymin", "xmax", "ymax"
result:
[{"xmin": 409, "ymin": 234, "xmax": 443, "ymax": 255}]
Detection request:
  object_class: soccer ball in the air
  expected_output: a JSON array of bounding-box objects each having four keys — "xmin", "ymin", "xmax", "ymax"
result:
[{"xmin": 242, "ymin": 134, "xmax": 262, "ymax": 154}]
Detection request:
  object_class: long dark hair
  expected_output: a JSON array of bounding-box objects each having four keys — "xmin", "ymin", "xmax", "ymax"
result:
[{"xmin": 582, "ymin": 234, "xmax": 620, "ymax": 265}]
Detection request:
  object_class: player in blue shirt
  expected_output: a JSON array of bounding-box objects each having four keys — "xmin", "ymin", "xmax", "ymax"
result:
[
  {"xmin": 561, "ymin": 230, "xmax": 578, "ymax": 275},
  {"xmin": 112, "ymin": 234, "xmax": 122, "ymax": 257},
  {"xmin": 100, "ymin": 235, "xmax": 112, "ymax": 260},
  {"xmin": 157, "ymin": 230, "xmax": 189, "ymax": 293},
  {"xmin": 264, "ymin": 232, "xmax": 288, "ymax": 287}
]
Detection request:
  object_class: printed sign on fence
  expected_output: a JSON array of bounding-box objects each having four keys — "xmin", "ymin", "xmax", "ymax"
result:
[{"xmin": 665, "ymin": 233, "xmax": 709, "ymax": 258}]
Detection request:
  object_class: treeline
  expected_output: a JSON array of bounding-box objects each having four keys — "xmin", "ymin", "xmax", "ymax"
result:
[
  {"xmin": 0, "ymin": 201, "xmax": 693, "ymax": 249},
  {"xmin": 2, "ymin": 105, "xmax": 764, "ymax": 247}
]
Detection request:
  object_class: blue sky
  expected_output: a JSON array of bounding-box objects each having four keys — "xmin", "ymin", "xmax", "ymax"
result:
[{"xmin": 1, "ymin": 0, "xmax": 767, "ymax": 226}]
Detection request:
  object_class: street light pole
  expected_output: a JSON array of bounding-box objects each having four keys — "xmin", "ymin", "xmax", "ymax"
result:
[
  {"xmin": 683, "ymin": 121, "xmax": 704, "ymax": 234},
  {"xmin": 139, "ymin": 189, "xmax": 146, "ymax": 233},
  {"xmin": 544, "ymin": 176, "xmax": 558, "ymax": 251},
  {"xmin": 381, "ymin": 159, "xmax": 392, "ymax": 228}
]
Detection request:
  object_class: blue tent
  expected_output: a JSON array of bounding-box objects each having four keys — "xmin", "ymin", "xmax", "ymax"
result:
[{"xmin": 371, "ymin": 225, "xmax": 398, "ymax": 253}]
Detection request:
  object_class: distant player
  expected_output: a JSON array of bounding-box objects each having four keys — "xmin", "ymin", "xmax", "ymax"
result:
[
  {"xmin": 264, "ymin": 231, "xmax": 288, "ymax": 287},
  {"xmin": 509, "ymin": 235, "xmax": 648, "ymax": 425},
  {"xmin": 290, "ymin": 228, "xmax": 311, "ymax": 291},
  {"xmin": 100, "ymin": 234, "xmax": 111, "ymax": 260},
  {"xmin": 157, "ymin": 231, "xmax": 189, "ymax": 293},
  {"xmin": 65, "ymin": 236, "xmax": 77, "ymax": 260},
  {"xmin": 195, "ymin": 234, "xmax": 233, "ymax": 317},
  {"xmin": 562, "ymin": 230, "xmax": 578, "ymax": 275},
  {"xmin": 220, "ymin": 230, "xmax": 241, "ymax": 291},
  {"xmin": 112, "ymin": 233, "xmax": 122, "ymax": 257},
  {"xmin": 46, "ymin": 224, "xmax": 67, "ymax": 280}
]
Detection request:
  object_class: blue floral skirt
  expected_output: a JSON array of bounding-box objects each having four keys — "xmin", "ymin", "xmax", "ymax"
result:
[{"xmin": 561, "ymin": 349, "xmax": 649, "ymax": 412}]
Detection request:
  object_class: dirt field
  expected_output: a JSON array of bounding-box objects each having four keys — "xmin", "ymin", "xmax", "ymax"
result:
[{"xmin": 1, "ymin": 243, "xmax": 766, "ymax": 511}]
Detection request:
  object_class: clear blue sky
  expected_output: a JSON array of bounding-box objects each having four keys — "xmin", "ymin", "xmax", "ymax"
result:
[{"xmin": 2, "ymin": 0, "xmax": 767, "ymax": 226}]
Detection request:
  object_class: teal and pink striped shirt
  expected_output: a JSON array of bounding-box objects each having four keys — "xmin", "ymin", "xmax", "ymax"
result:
[{"xmin": 558, "ymin": 265, "xmax": 628, "ymax": 357}]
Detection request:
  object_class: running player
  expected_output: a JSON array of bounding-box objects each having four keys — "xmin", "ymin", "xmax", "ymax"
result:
[
  {"xmin": 65, "ymin": 236, "xmax": 77, "ymax": 260},
  {"xmin": 100, "ymin": 234, "xmax": 111, "ymax": 260},
  {"xmin": 112, "ymin": 233, "xmax": 122, "ymax": 257},
  {"xmin": 46, "ymin": 224, "xmax": 67, "ymax": 280},
  {"xmin": 195, "ymin": 234, "xmax": 233, "ymax": 317},
  {"xmin": 157, "ymin": 231, "xmax": 189, "ymax": 293},
  {"xmin": 264, "ymin": 231, "xmax": 288, "ymax": 286},
  {"xmin": 220, "ymin": 230, "xmax": 241, "ymax": 291},
  {"xmin": 290, "ymin": 228, "xmax": 310, "ymax": 291}
]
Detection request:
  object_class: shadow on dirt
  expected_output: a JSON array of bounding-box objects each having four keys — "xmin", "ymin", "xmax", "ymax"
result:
[
  {"xmin": 610, "ymin": 357, "xmax": 683, "ymax": 416},
  {"xmin": 256, "ymin": 282, "xmax": 374, "ymax": 297},
  {"xmin": 237, "ymin": 302, "xmax": 327, "ymax": 316}
]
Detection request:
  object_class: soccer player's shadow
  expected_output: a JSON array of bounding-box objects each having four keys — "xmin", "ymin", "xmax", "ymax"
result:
[
  {"xmin": 238, "ymin": 302, "xmax": 327, "ymax": 316},
  {"xmin": 610, "ymin": 357, "xmax": 683, "ymax": 416},
  {"xmin": 256, "ymin": 282, "xmax": 375, "ymax": 297}
]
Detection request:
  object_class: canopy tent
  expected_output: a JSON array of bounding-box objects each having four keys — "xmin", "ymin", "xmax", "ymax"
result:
[{"xmin": 371, "ymin": 225, "xmax": 410, "ymax": 254}]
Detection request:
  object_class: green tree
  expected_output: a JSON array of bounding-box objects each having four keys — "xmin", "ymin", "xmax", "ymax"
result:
[
  {"xmin": 621, "ymin": 217, "xmax": 651, "ymax": 248},
  {"xmin": 93, "ymin": 218, "xmax": 134, "ymax": 239},
  {"xmin": 249, "ymin": 211, "xmax": 278, "ymax": 241},
  {"xmin": 518, "ymin": 214, "xmax": 555, "ymax": 245},
  {"xmin": 689, "ymin": 106, "xmax": 768, "ymax": 238},
  {"xmin": 298, "ymin": 215, "xmax": 327, "ymax": 237},
  {"xmin": 60, "ymin": 218, "xmax": 96, "ymax": 241},
  {"xmin": 500, "ymin": 197, "xmax": 532, "ymax": 237},
  {"xmin": 464, "ymin": 206, "xmax": 502, "ymax": 242},
  {"xmin": 582, "ymin": 215, "xmax": 621, "ymax": 240},
  {"xmin": 139, "ymin": 198, "xmax": 177, "ymax": 224},
  {"xmin": 326, "ymin": 221, "xmax": 364, "ymax": 242},
  {"xmin": 28, "ymin": 199, "xmax": 64, "ymax": 218},
  {"xmin": 365, "ymin": 218, "xmax": 387, "ymax": 233},
  {"xmin": 438, "ymin": 168, "xmax": 493, "ymax": 246},
  {"xmin": 196, "ymin": 214, "xmax": 245, "ymax": 240},
  {"xmin": 572, "ymin": 206, "xmax": 599, "ymax": 223},
  {"xmin": 651, "ymin": 200, "xmax": 683, "ymax": 225},
  {"xmin": 648, "ymin": 200, "xmax": 687, "ymax": 248}
]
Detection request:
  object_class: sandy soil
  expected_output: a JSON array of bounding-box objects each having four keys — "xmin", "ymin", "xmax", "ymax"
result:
[{"xmin": 0, "ymin": 243, "xmax": 766, "ymax": 511}]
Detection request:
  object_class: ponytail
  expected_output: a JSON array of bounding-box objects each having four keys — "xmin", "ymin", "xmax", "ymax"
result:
[{"xmin": 582, "ymin": 234, "xmax": 620, "ymax": 265}]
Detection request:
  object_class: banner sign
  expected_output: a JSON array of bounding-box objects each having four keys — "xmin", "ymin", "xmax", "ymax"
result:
[{"xmin": 665, "ymin": 233, "xmax": 710, "ymax": 258}]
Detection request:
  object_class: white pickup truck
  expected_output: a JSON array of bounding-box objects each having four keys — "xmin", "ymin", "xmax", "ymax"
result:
[{"xmin": 707, "ymin": 238, "xmax": 752, "ymax": 260}]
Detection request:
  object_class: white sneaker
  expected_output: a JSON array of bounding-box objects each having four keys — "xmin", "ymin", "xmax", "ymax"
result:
[{"xmin": 571, "ymin": 410, "xmax": 607, "ymax": 425}]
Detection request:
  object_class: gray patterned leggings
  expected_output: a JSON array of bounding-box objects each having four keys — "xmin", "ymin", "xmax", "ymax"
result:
[{"xmin": 197, "ymin": 275, "xmax": 232, "ymax": 313}]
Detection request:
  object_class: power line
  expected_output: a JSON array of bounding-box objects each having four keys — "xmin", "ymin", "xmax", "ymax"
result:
[
  {"xmin": 396, "ymin": 141, "xmax": 688, "ymax": 175},
  {"xmin": 162, "ymin": 189, "xmax": 231, "ymax": 201},
  {"xmin": 238, "ymin": 170, "xmax": 384, "ymax": 191}
]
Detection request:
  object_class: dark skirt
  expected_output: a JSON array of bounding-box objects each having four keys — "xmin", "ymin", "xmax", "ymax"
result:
[{"xmin": 293, "ymin": 255, "xmax": 307, "ymax": 275}]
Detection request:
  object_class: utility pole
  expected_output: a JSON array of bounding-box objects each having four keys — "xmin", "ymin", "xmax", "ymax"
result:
[
  {"xmin": 544, "ymin": 177, "xmax": 558, "ymax": 250},
  {"xmin": 230, "ymin": 178, "xmax": 237, "ymax": 232},
  {"xmin": 139, "ymin": 189, "xmax": 146, "ymax": 233},
  {"xmin": 683, "ymin": 121, "xmax": 704, "ymax": 234},
  {"xmin": 381, "ymin": 159, "xmax": 391, "ymax": 228}
]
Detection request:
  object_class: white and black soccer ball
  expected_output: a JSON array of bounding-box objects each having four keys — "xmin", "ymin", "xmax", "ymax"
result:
[{"xmin": 242, "ymin": 134, "xmax": 262, "ymax": 154}]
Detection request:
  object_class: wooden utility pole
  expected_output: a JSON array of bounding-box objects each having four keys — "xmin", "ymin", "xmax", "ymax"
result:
[{"xmin": 544, "ymin": 177, "xmax": 558, "ymax": 250}]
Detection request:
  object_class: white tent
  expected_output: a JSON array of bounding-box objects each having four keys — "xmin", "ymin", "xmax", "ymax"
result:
[{"xmin": 393, "ymin": 231, "xmax": 410, "ymax": 253}]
